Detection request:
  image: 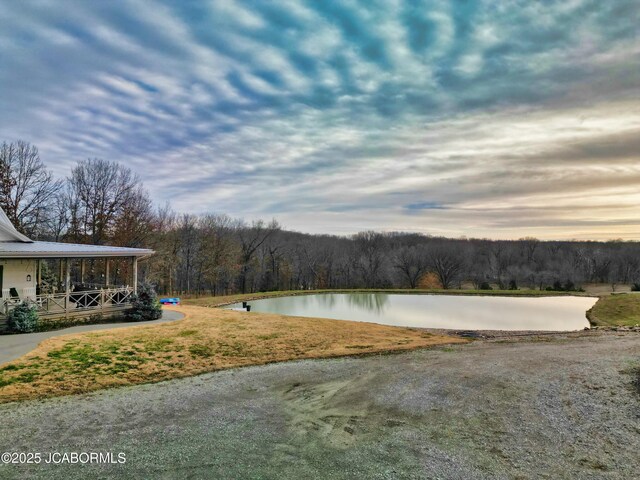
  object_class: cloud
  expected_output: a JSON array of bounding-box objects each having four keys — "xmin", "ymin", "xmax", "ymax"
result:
[
  {"xmin": 0, "ymin": 0, "xmax": 638, "ymax": 240},
  {"xmin": 405, "ymin": 202, "xmax": 448, "ymax": 211}
]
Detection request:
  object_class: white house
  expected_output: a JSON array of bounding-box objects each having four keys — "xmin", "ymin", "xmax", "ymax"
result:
[{"xmin": 0, "ymin": 207, "xmax": 153, "ymax": 326}]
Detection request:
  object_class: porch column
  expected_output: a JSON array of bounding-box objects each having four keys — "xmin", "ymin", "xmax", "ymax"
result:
[
  {"xmin": 105, "ymin": 259, "xmax": 110, "ymax": 287},
  {"xmin": 65, "ymin": 259, "xmax": 71, "ymax": 314},
  {"xmin": 58, "ymin": 259, "xmax": 64, "ymax": 291},
  {"xmin": 132, "ymin": 257, "xmax": 138, "ymax": 294},
  {"xmin": 80, "ymin": 259, "xmax": 86, "ymax": 284}
]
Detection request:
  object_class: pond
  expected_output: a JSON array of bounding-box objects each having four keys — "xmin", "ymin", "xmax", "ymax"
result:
[{"xmin": 228, "ymin": 293, "xmax": 597, "ymax": 331}]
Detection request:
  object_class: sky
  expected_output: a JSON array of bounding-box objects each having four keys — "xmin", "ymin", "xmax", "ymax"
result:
[{"xmin": 1, "ymin": 1, "xmax": 639, "ymax": 240}]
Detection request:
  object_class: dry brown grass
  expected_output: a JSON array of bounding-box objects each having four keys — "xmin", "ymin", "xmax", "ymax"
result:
[
  {"xmin": 587, "ymin": 294, "xmax": 640, "ymax": 327},
  {"xmin": 0, "ymin": 305, "xmax": 465, "ymax": 403}
]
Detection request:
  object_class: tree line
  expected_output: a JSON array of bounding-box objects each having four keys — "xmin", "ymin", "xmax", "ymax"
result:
[{"xmin": 2, "ymin": 140, "xmax": 639, "ymax": 295}]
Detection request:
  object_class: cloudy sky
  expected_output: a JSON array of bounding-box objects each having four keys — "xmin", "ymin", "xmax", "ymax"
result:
[{"xmin": 1, "ymin": 1, "xmax": 639, "ymax": 240}]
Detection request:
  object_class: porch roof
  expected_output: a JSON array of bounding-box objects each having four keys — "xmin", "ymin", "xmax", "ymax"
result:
[{"xmin": 0, "ymin": 241, "xmax": 154, "ymax": 259}]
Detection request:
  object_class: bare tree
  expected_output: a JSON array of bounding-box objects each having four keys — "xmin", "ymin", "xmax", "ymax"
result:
[
  {"xmin": 66, "ymin": 158, "xmax": 141, "ymax": 245},
  {"xmin": 520, "ymin": 237, "xmax": 540, "ymax": 263},
  {"xmin": 196, "ymin": 214, "xmax": 238, "ymax": 295},
  {"xmin": 429, "ymin": 245, "xmax": 465, "ymax": 289},
  {"xmin": 257, "ymin": 231, "xmax": 289, "ymax": 291},
  {"xmin": 144, "ymin": 204, "xmax": 179, "ymax": 294},
  {"xmin": 46, "ymin": 192, "xmax": 71, "ymax": 242},
  {"xmin": 112, "ymin": 185, "xmax": 155, "ymax": 248},
  {"xmin": 0, "ymin": 140, "xmax": 62, "ymax": 237},
  {"xmin": 488, "ymin": 242, "xmax": 514, "ymax": 289},
  {"xmin": 353, "ymin": 231, "xmax": 388, "ymax": 288},
  {"xmin": 236, "ymin": 219, "xmax": 280, "ymax": 293},
  {"xmin": 176, "ymin": 214, "xmax": 198, "ymax": 293},
  {"xmin": 394, "ymin": 245, "xmax": 428, "ymax": 288}
]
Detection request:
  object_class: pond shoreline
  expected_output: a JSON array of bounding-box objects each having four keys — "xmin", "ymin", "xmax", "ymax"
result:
[
  {"xmin": 220, "ymin": 291, "xmax": 596, "ymax": 332},
  {"xmin": 185, "ymin": 288, "xmax": 597, "ymax": 310},
  {"xmin": 184, "ymin": 289, "xmax": 640, "ymax": 332}
]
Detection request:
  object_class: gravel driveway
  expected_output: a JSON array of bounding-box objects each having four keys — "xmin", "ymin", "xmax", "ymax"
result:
[{"xmin": 0, "ymin": 331, "xmax": 638, "ymax": 479}]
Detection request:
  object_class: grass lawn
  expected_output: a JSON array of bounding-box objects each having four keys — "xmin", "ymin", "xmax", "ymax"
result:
[
  {"xmin": 587, "ymin": 294, "xmax": 640, "ymax": 327},
  {"xmin": 0, "ymin": 305, "xmax": 465, "ymax": 403},
  {"xmin": 183, "ymin": 288, "xmax": 578, "ymax": 308}
]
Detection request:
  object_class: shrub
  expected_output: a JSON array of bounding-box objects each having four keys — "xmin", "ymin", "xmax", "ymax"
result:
[
  {"xmin": 417, "ymin": 272, "xmax": 443, "ymax": 289},
  {"xmin": 545, "ymin": 279, "xmax": 584, "ymax": 292},
  {"xmin": 127, "ymin": 283, "xmax": 163, "ymax": 322},
  {"xmin": 631, "ymin": 283, "xmax": 640, "ymax": 292},
  {"xmin": 479, "ymin": 281, "xmax": 492, "ymax": 290},
  {"xmin": 508, "ymin": 279, "xmax": 518, "ymax": 290},
  {"xmin": 7, "ymin": 302, "xmax": 39, "ymax": 333}
]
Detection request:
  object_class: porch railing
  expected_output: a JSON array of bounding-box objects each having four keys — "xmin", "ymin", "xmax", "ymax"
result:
[{"xmin": 1, "ymin": 286, "xmax": 135, "ymax": 317}]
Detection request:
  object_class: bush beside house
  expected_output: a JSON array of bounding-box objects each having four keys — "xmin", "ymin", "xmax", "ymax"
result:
[
  {"xmin": 127, "ymin": 283, "xmax": 163, "ymax": 322},
  {"xmin": 7, "ymin": 302, "xmax": 39, "ymax": 333}
]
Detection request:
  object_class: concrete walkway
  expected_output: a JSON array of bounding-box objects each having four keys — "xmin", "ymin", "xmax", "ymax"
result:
[{"xmin": 0, "ymin": 309, "xmax": 184, "ymax": 365}]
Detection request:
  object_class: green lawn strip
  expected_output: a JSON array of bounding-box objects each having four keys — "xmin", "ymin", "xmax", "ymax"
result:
[
  {"xmin": 587, "ymin": 294, "xmax": 640, "ymax": 327},
  {"xmin": 183, "ymin": 288, "xmax": 581, "ymax": 308},
  {"xmin": 0, "ymin": 337, "xmax": 177, "ymax": 389}
]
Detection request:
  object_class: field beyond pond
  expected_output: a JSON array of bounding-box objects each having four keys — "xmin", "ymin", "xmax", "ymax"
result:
[{"xmin": 0, "ymin": 305, "xmax": 464, "ymax": 403}]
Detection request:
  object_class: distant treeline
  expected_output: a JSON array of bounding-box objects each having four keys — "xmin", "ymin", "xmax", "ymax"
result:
[
  {"xmin": 144, "ymin": 222, "xmax": 640, "ymax": 295},
  {"xmin": 2, "ymin": 140, "xmax": 639, "ymax": 295}
]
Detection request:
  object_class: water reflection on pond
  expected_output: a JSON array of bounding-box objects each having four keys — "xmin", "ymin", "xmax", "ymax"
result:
[{"xmin": 228, "ymin": 293, "xmax": 596, "ymax": 331}]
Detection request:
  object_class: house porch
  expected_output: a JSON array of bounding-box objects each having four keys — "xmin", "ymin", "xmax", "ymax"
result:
[{"xmin": 0, "ymin": 256, "xmax": 141, "ymax": 328}]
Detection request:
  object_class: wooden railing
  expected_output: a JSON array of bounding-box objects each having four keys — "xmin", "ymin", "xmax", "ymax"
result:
[{"xmin": 1, "ymin": 287, "xmax": 135, "ymax": 317}]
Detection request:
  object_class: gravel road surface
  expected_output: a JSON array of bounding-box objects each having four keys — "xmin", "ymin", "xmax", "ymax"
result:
[{"xmin": 0, "ymin": 331, "xmax": 638, "ymax": 479}]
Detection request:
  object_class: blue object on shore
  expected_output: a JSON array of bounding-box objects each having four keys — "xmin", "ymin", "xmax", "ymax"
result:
[{"xmin": 160, "ymin": 297, "xmax": 180, "ymax": 305}]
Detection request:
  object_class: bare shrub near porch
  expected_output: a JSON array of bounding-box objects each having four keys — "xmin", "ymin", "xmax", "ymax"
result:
[
  {"xmin": 7, "ymin": 302, "xmax": 39, "ymax": 333},
  {"xmin": 127, "ymin": 283, "xmax": 162, "ymax": 322}
]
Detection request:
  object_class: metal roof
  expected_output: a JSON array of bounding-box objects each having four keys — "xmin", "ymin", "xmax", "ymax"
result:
[
  {"xmin": 0, "ymin": 241, "xmax": 154, "ymax": 258},
  {"xmin": 0, "ymin": 208, "xmax": 33, "ymax": 243}
]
